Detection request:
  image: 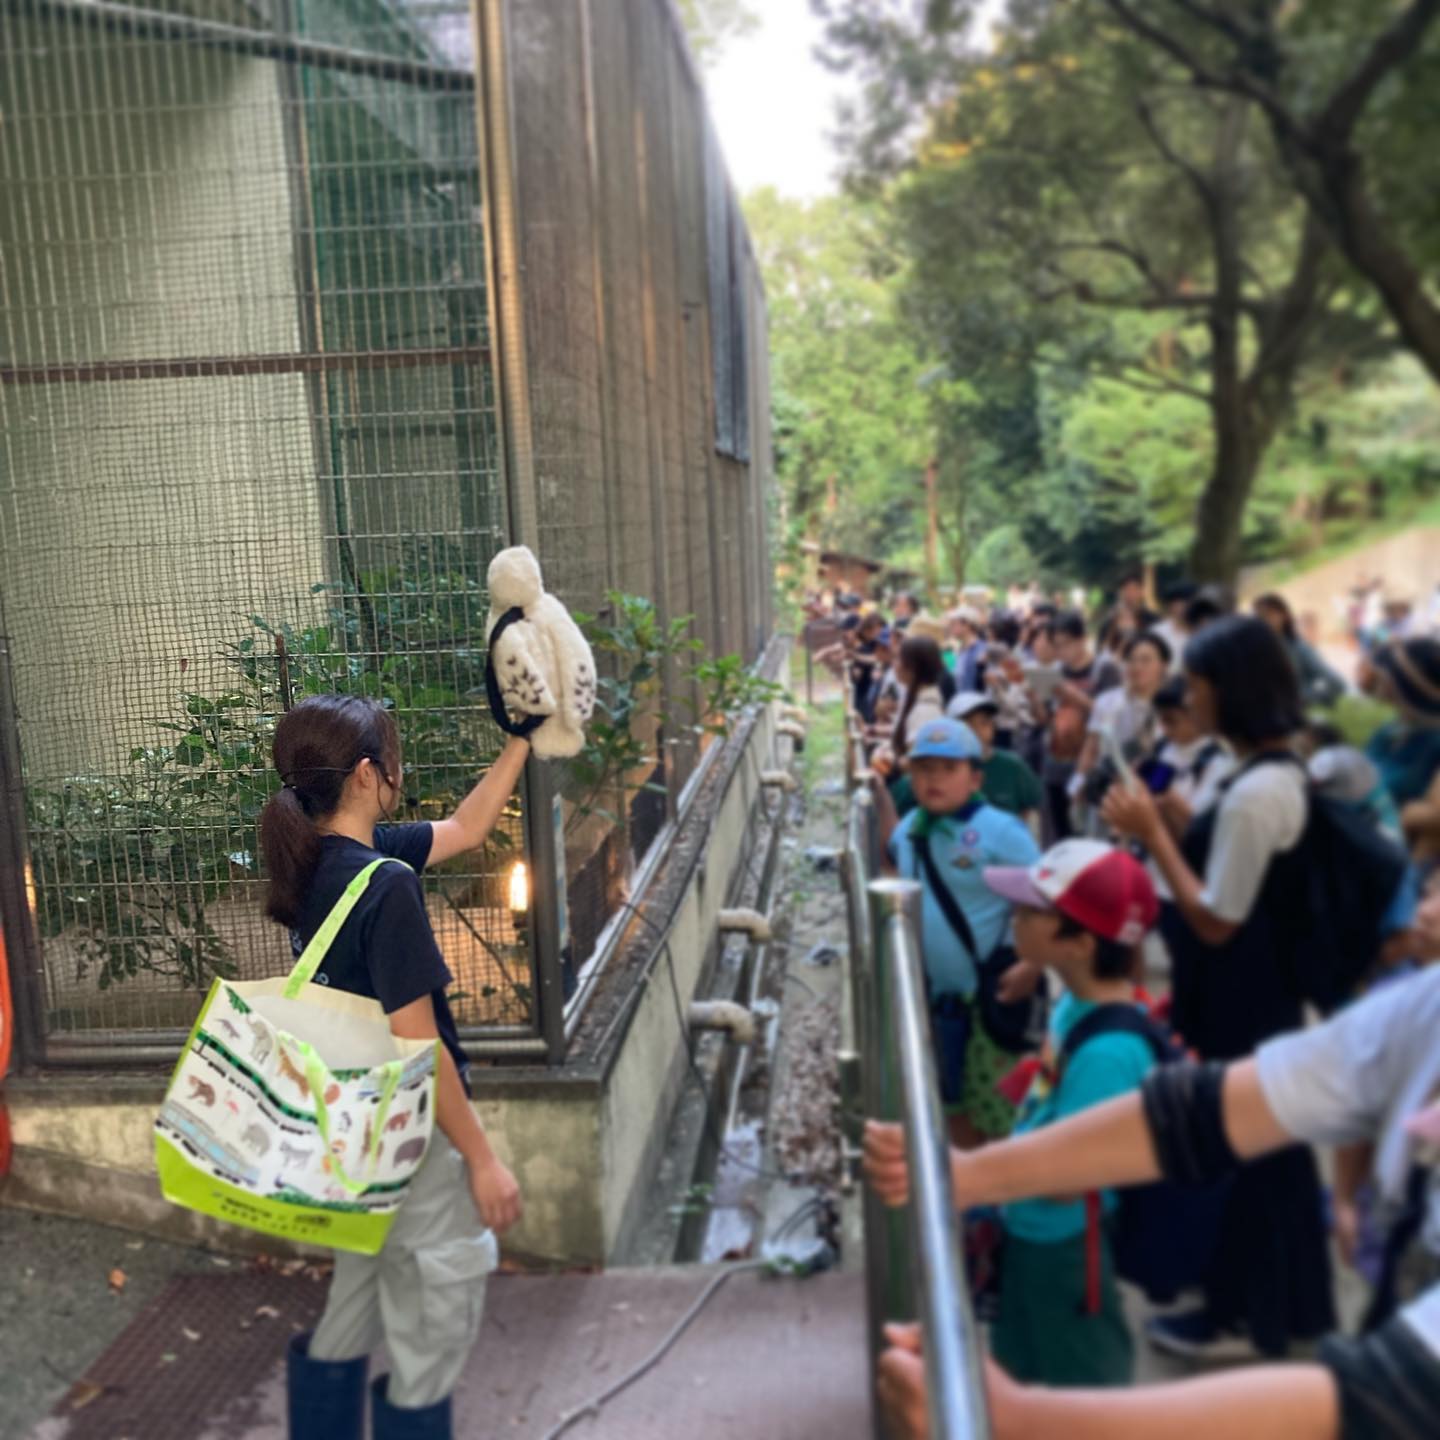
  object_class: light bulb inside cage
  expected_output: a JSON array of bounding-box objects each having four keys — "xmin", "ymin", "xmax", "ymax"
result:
[{"xmin": 508, "ymin": 861, "xmax": 529, "ymax": 920}]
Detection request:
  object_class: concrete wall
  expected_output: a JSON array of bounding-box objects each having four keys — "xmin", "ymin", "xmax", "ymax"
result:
[
  {"xmin": 1, "ymin": 701, "xmax": 783, "ymax": 1267},
  {"xmin": 599, "ymin": 705, "xmax": 780, "ymax": 1257}
]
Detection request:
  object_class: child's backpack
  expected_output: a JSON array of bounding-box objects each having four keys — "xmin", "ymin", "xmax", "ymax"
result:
[{"xmin": 1059, "ymin": 1003, "xmax": 1231, "ymax": 1307}]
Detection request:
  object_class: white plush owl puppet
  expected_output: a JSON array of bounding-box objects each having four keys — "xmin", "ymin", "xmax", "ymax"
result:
[{"xmin": 485, "ymin": 546, "xmax": 597, "ymax": 760}]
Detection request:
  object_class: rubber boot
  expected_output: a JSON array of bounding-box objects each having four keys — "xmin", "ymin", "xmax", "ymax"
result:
[
  {"xmin": 286, "ymin": 1332, "xmax": 367, "ymax": 1440},
  {"xmin": 371, "ymin": 1375, "xmax": 453, "ymax": 1440}
]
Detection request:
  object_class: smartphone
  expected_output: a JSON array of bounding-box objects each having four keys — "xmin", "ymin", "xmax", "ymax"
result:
[
  {"xmin": 1099, "ymin": 725, "xmax": 1138, "ymax": 791},
  {"xmin": 1139, "ymin": 759, "xmax": 1176, "ymax": 795},
  {"xmin": 1023, "ymin": 663, "xmax": 1061, "ymax": 702}
]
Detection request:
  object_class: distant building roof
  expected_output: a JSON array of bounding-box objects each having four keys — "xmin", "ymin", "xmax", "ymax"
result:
[{"xmin": 800, "ymin": 541, "xmax": 883, "ymax": 574}]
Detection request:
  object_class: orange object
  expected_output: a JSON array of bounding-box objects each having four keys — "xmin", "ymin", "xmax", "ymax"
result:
[
  {"xmin": 0, "ymin": 921, "xmax": 12, "ymax": 1079},
  {"xmin": 0, "ymin": 923, "xmax": 12, "ymax": 1178}
]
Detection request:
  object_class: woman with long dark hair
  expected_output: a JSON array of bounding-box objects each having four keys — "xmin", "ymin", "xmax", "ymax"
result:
[
  {"xmin": 891, "ymin": 634, "xmax": 956, "ymax": 761},
  {"xmin": 1102, "ymin": 616, "xmax": 1335, "ymax": 1361},
  {"xmin": 264, "ymin": 694, "xmax": 530, "ymax": 1440},
  {"xmin": 1254, "ymin": 592, "xmax": 1347, "ymax": 708}
]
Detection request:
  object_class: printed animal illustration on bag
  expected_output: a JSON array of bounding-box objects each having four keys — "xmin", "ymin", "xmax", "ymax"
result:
[
  {"xmin": 275, "ymin": 1044, "xmax": 310, "ymax": 1096},
  {"xmin": 187, "ymin": 1077, "xmax": 217, "ymax": 1108},
  {"xmin": 246, "ymin": 1017, "xmax": 273, "ymax": 1066},
  {"xmin": 393, "ymin": 1136, "xmax": 426, "ymax": 1167}
]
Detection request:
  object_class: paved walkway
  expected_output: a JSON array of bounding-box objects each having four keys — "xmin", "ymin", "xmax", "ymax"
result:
[{"xmin": 26, "ymin": 1261, "xmax": 869, "ymax": 1440}]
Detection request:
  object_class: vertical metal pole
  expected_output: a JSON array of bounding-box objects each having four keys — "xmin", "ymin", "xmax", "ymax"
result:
[
  {"xmin": 842, "ymin": 787, "xmax": 887, "ymax": 1440},
  {"xmin": 473, "ymin": 0, "xmax": 565, "ymax": 1063},
  {"xmin": 0, "ymin": 636, "xmax": 47, "ymax": 1071},
  {"xmin": 869, "ymin": 879, "xmax": 991, "ymax": 1440}
]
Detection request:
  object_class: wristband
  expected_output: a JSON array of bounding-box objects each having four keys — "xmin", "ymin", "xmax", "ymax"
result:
[{"xmin": 1140, "ymin": 1061, "xmax": 1241, "ymax": 1187}]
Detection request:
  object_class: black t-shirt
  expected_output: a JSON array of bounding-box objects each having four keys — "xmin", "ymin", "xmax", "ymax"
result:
[{"xmin": 289, "ymin": 822, "xmax": 467, "ymax": 1075}]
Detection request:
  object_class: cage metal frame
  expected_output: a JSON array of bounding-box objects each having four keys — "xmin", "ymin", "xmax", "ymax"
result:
[{"xmin": 0, "ymin": 0, "xmax": 774, "ymax": 1072}]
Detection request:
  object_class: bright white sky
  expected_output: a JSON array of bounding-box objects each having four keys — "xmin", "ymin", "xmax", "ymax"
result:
[{"xmin": 705, "ymin": 0, "xmax": 1009, "ymax": 199}]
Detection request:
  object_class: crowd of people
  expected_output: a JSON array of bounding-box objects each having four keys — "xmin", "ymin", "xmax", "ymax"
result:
[{"xmin": 807, "ymin": 572, "xmax": 1440, "ymax": 1438}]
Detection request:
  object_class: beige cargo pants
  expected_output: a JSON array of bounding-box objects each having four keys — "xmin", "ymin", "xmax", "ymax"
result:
[{"xmin": 309, "ymin": 1138, "xmax": 497, "ymax": 1408}]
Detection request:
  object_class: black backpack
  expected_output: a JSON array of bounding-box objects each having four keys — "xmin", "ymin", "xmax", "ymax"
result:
[
  {"xmin": 1060, "ymin": 1004, "xmax": 1230, "ymax": 1306},
  {"xmin": 1190, "ymin": 752, "xmax": 1408, "ymax": 1014}
]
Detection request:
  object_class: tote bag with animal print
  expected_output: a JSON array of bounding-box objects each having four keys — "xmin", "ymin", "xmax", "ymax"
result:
[{"xmin": 154, "ymin": 859, "xmax": 439, "ymax": 1255}]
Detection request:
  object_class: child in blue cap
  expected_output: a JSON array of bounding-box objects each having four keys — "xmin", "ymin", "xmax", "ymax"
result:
[{"xmin": 881, "ymin": 716, "xmax": 1041, "ymax": 1146}]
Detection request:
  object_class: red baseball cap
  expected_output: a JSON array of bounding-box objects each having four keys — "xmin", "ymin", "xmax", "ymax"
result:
[{"xmin": 984, "ymin": 839, "xmax": 1159, "ymax": 946}]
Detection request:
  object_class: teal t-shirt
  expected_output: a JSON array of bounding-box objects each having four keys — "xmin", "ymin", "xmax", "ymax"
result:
[
  {"xmin": 1002, "ymin": 993, "xmax": 1155, "ymax": 1244},
  {"xmin": 888, "ymin": 801, "xmax": 1040, "ymax": 998},
  {"xmin": 1365, "ymin": 721, "xmax": 1440, "ymax": 808}
]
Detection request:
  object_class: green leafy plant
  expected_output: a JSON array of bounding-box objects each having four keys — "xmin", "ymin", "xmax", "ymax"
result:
[
  {"xmin": 27, "ymin": 745, "xmax": 239, "ymax": 991},
  {"xmin": 26, "ymin": 544, "xmax": 520, "ymax": 995},
  {"xmin": 568, "ymin": 592, "xmax": 704, "ymax": 836},
  {"xmin": 692, "ymin": 654, "xmax": 788, "ymax": 737},
  {"xmin": 568, "ymin": 592, "xmax": 790, "ymax": 838}
]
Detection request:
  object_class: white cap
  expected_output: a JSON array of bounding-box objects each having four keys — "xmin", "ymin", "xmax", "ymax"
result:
[{"xmin": 947, "ymin": 690, "xmax": 998, "ymax": 721}]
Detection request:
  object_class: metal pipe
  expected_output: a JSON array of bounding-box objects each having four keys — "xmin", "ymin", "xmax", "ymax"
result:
[
  {"xmin": 5, "ymin": 0, "xmax": 477, "ymax": 89},
  {"xmin": 0, "ymin": 346, "xmax": 491, "ymax": 387},
  {"xmin": 687, "ymin": 1000, "xmax": 756, "ymax": 1047},
  {"xmin": 43, "ymin": 1032, "xmax": 550, "ymax": 1067},
  {"xmin": 0, "ymin": 634, "xmax": 46, "ymax": 1072},
  {"xmin": 868, "ymin": 879, "xmax": 991, "ymax": 1440},
  {"xmin": 473, "ymin": 0, "xmax": 567, "ymax": 1066}
]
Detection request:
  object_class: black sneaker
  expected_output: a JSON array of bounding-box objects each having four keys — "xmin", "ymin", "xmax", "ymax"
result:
[{"xmin": 1146, "ymin": 1311, "xmax": 1259, "ymax": 1361}]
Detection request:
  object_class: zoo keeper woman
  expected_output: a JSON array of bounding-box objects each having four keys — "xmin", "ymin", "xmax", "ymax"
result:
[{"xmin": 260, "ymin": 693, "xmax": 528, "ymax": 1440}]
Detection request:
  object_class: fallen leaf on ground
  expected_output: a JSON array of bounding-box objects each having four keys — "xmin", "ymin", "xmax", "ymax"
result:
[
  {"xmin": 125, "ymin": 1241, "xmax": 145, "ymax": 1251},
  {"xmin": 254, "ymin": 1305, "xmax": 281, "ymax": 1319},
  {"xmin": 182, "ymin": 1327, "xmax": 202, "ymax": 1342},
  {"xmin": 70, "ymin": 1383, "xmax": 104, "ymax": 1411},
  {"xmin": 108, "ymin": 1269, "xmax": 127, "ymax": 1292}
]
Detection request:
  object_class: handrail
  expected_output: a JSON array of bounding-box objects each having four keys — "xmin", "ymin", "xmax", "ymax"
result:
[
  {"xmin": 840, "ymin": 684, "xmax": 990, "ymax": 1439},
  {"xmin": 868, "ymin": 879, "xmax": 991, "ymax": 1439}
]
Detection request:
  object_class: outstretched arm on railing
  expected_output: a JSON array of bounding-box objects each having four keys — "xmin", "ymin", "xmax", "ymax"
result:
[
  {"xmin": 879, "ymin": 1326, "xmax": 1340, "ymax": 1440},
  {"xmin": 865, "ymin": 1058, "xmax": 1288, "ymax": 1210}
]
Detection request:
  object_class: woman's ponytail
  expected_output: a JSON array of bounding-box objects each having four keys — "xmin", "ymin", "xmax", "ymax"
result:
[
  {"xmin": 260, "ymin": 694, "xmax": 401, "ymax": 927},
  {"xmin": 260, "ymin": 786, "xmax": 322, "ymax": 926}
]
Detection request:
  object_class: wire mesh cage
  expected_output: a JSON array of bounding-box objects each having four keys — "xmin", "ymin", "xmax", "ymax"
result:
[
  {"xmin": 0, "ymin": 0, "xmax": 774, "ymax": 1065},
  {"xmin": 0, "ymin": 0, "xmax": 531, "ymax": 1050}
]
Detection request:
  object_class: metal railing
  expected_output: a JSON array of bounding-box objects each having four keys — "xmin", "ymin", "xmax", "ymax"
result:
[{"xmin": 841, "ymin": 704, "xmax": 991, "ymax": 1439}]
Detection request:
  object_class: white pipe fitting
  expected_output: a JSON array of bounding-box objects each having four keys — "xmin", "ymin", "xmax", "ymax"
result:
[
  {"xmin": 760, "ymin": 770, "xmax": 798, "ymax": 792},
  {"xmin": 776, "ymin": 720, "xmax": 807, "ymax": 741},
  {"xmin": 780, "ymin": 705, "xmax": 809, "ymax": 726},
  {"xmin": 688, "ymin": 1000, "xmax": 757, "ymax": 1047},
  {"xmin": 717, "ymin": 907, "xmax": 773, "ymax": 942}
]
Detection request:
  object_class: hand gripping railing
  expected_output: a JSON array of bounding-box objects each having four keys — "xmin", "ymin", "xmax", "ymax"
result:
[{"xmin": 867, "ymin": 878, "xmax": 991, "ymax": 1439}]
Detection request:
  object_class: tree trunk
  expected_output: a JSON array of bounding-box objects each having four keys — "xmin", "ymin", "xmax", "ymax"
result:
[
  {"xmin": 923, "ymin": 456, "xmax": 940, "ymax": 596},
  {"xmin": 1189, "ymin": 412, "xmax": 1261, "ymax": 586},
  {"xmin": 1188, "ymin": 113, "xmax": 1329, "ymax": 589},
  {"xmin": 1189, "ymin": 100, "xmax": 1253, "ymax": 589},
  {"xmin": 1318, "ymin": 144, "xmax": 1440, "ymax": 385}
]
